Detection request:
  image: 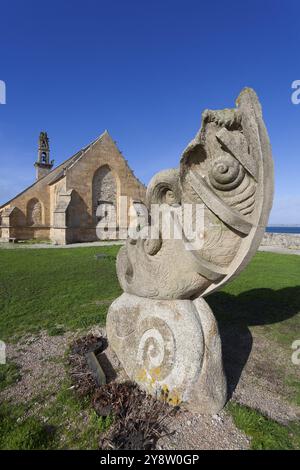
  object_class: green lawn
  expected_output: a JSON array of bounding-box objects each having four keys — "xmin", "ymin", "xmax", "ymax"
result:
[
  {"xmin": 228, "ymin": 402, "xmax": 300, "ymax": 450},
  {"xmin": 0, "ymin": 247, "xmax": 299, "ymax": 344},
  {"xmin": 0, "ymin": 380, "xmax": 112, "ymax": 450},
  {"xmin": 0, "ymin": 246, "xmax": 299, "ymax": 450},
  {"xmin": 0, "ymin": 246, "xmax": 122, "ymax": 341},
  {"xmin": 209, "ymin": 251, "xmax": 300, "ymax": 347}
]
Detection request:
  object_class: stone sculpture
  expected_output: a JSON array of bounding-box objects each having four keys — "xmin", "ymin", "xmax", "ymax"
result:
[{"xmin": 107, "ymin": 88, "xmax": 274, "ymax": 413}]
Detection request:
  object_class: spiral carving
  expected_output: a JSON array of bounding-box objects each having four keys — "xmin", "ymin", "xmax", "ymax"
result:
[
  {"xmin": 144, "ymin": 237, "xmax": 162, "ymax": 256},
  {"xmin": 136, "ymin": 317, "xmax": 175, "ymax": 381},
  {"xmin": 209, "ymin": 155, "xmax": 245, "ymax": 191},
  {"xmin": 146, "ymin": 168, "xmax": 181, "ymax": 206},
  {"xmin": 113, "ymin": 88, "xmax": 272, "ymax": 300},
  {"xmin": 107, "ymin": 294, "xmax": 208, "ymax": 407}
]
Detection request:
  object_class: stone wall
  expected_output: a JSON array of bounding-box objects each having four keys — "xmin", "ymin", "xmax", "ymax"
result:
[
  {"xmin": 0, "ymin": 152, "xmax": 70, "ymax": 241},
  {"xmin": 261, "ymin": 232, "xmax": 300, "ymax": 249},
  {"xmin": 65, "ymin": 131, "xmax": 146, "ymax": 243},
  {"xmin": 0, "ymin": 131, "xmax": 146, "ymax": 244},
  {"xmin": 92, "ymin": 164, "xmax": 117, "ymax": 221}
]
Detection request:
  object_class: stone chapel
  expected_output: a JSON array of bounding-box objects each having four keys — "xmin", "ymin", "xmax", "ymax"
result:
[{"xmin": 0, "ymin": 131, "xmax": 146, "ymax": 244}]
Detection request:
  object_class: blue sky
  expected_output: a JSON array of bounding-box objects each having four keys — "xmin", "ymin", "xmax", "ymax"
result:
[{"xmin": 0, "ymin": 0, "xmax": 299, "ymax": 224}]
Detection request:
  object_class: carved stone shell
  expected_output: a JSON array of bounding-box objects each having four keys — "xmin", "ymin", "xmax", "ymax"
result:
[{"xmin": 116, "ymin": 88, "xmax": 274, "ymax": 299}]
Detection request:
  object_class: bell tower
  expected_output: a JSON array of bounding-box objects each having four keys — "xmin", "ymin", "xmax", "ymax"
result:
[{"xmin": 34, "ymin": 131, "xmax": 54, "ymax": 180}]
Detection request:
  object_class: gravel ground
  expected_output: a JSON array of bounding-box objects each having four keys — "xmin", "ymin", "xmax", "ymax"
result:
[
  {"xmin": 0, "ymin": 331, "xmax": 75, "ymax": 404},
  {"xmin": 231, "ymin": 343, "xmax": 300, "ymax": 424},
  {"xmin": 160, "ymin": 408, "xmax": 250, "ymax": 450},
  {"xmin": 258, "ymin": 246, "xmax": 300, "ymax": 256},
  {"xmin": 1, "ymin": 240, "xmax": 298, "ymax": 255},
  {"xmin": 1, "ymin": 326, "xmax": 299, "ymax": 450},
  {"xmin": 221, "ymin": 324, "xmax": 300, "ymax": 424},
  {"xmin": 0, "ymin": 241, "xmax": 125, "ymax": 250}
]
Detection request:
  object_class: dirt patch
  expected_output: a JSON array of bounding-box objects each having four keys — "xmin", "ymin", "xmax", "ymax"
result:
[
  {"xmin": 1, "ymin": 324, "xmax": 299, "ymax": 450},
  {"xmin": 159, "ymin": 409, "xmax": 250, "ymax": 450},
  {"xmin": 67, "ymin": 333, "xmax": 249, "ymax": 450},
  {"xmin": 221, "ymin": 324, "xmax": 300, "ymax": 423},
  {"xmin": 0, "ymin": 330, "xmax": 74, "ymax": 404}
]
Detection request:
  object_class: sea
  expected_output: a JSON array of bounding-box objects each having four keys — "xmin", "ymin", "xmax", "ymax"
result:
[{"xmin": 266, "ymin": 226, "xmax": 300, "ymax": 234}]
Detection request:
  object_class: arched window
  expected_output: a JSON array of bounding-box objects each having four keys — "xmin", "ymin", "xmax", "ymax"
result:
[
  {"xmin": 92, "ymin": 165, "xmax": 117, "ymax": 221},
  {"xmin": 27, "ymin": 198, "xmax": 43, "ymax": 225}
]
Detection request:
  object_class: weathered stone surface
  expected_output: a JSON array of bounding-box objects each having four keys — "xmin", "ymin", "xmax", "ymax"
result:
[
  {"xmin": 0, "ymin": 131, "xmax": 146, "ymax": 244},
  {"xmin": 27, "ymin": 198, "xmax": 43, "ymax": 225},
  {"xmin": 107, "ymin": 293, "xmax": 227, "ymax": 413},
  {"xmin": 108, "ymin": 88, "xmax": 274, "ymax": 414},
  {"xmin": 261, "ymin": 232, "xmax": 300, "ymax": 249},
  {"xmin": 117, "ymin": 88, "xmax": 274, "ymax": 299},
  {"xmin": 34, "ymin": 132, "xmax": 54, "ymax": 181}
]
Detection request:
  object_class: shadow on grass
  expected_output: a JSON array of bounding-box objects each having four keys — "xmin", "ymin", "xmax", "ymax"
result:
[{"xmin": 207, "ymin": 286, "xmax": 300, "ymax": 399}]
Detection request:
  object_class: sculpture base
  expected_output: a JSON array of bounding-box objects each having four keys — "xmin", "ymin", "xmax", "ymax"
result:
[{"xmin": 106, "ymin": 293, "xmax": 227, "ymax": 414}]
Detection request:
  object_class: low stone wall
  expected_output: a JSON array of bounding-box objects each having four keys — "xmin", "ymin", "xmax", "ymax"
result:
[{"xmin": 261, "ymin": 232, "xmax": 300, "ymax": 250}]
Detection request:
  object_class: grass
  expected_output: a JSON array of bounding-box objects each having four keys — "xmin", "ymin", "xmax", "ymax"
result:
[
  {"xmin": 0, "ymin": 380, "xmax": 112, "ymax": 450},
  {"xmin": 228, "ymin": 402, "xmax": 300, "ymax": 450},
  {"xmin": 0, "ymin": 245, "xmax": 122, "ymax": 341},
  {"xmin": 0, "ymin": 401, "xmax": 55, "ymax": 450},
  {"xmin": 0, "ymin": 246, "xmax": 299, "ymax": 449},
  {"xmin": 208, "ymin": 251, "xmax": 300, "ymax": 409},
  {"xmin": 42, "ymin": 380, "xmax": 113, "ymax": 450},
  {"xmin": 0, "ymin": 361, "xmax": 21, "ymax": 391},
  {"xmin": 285, "ymin": 375, "xmax": 300, "ymax": 407},
  {"xmin": 0, "ymin": 248, "xmax": 299, "ymax": 343},
  {"xmin": 208, "ymin": 251, "xmax": 300, "ymax": 346}
]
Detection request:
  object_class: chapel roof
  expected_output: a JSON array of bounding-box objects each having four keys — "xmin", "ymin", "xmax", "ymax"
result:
[{"xmin": 0, "ymin": 131, "xmax": 108, "ymax": 209}]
